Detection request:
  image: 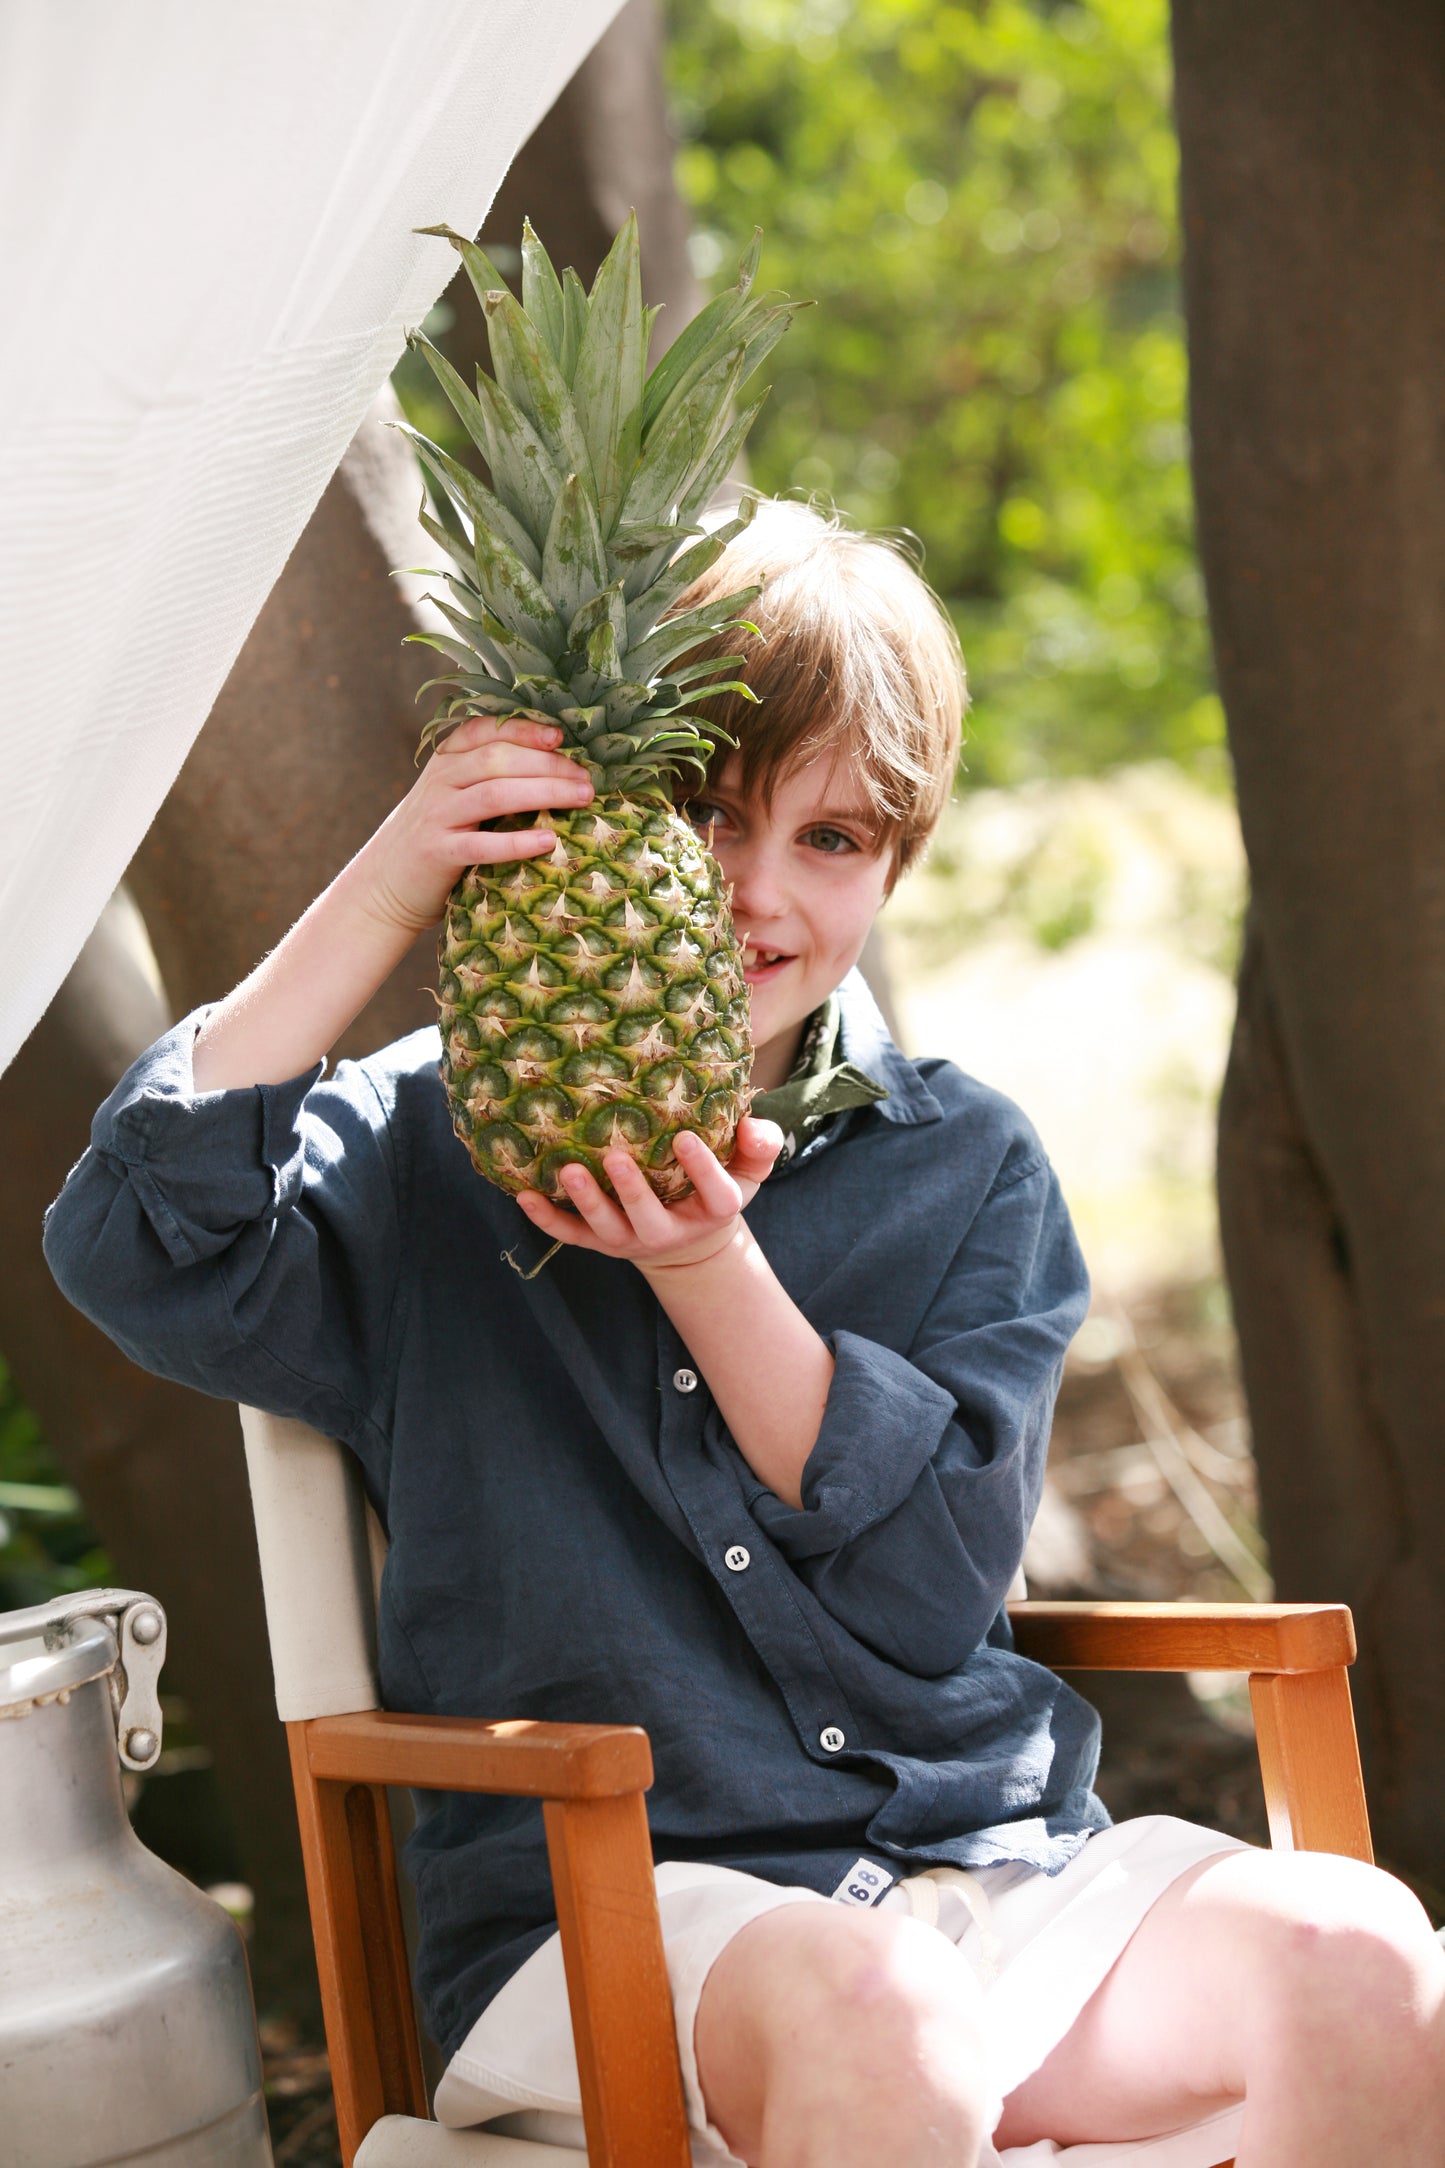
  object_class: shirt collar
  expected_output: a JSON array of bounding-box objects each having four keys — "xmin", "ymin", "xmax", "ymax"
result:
[{"xmin": 834, "ymin": 967, "xmax": 945, "ymax": 1128}]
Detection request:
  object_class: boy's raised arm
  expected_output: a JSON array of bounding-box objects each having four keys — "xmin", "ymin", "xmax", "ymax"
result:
[{"xmin": 192, "ymin": 715, "xmax": 593, "ymax": 1090}]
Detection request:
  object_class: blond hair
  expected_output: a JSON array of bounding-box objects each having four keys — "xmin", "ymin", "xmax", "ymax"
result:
[{"xmin": 672, "ymin": 498, "xmax": 966, "ymax": 875}]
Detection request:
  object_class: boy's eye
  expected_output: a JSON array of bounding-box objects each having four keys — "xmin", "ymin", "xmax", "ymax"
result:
[
  {"xmin": 804, "ymin": 825, "xmax": 857, "ymax": 855},
  {"xmin": 686, "ymin": 799, "xmax": 731, "ymax": 836}
]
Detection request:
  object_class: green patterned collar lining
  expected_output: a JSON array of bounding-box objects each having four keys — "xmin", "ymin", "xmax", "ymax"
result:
[{"xmin": 749, "ymin": 993, "xmax": 889, "ymax": 1165}]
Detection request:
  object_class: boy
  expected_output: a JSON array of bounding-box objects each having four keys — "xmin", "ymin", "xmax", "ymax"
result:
[{"xmin": 45, "ymin": 502, "xmax": 1445, "ymax": 2165}]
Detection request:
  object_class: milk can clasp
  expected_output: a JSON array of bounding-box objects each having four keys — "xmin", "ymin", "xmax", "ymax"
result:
[{"xmin": 2, "ymin": 1588, "xmax": 168, "ymax": 1771}]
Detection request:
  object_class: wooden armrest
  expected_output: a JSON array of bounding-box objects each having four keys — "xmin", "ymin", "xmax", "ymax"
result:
[
  {"xmin": 1007, "ymin": 1600, "xmax": 1356, "ymax": 1674},
  {"xmin": 298, "ymin": 1710, "xmax": 654, "ymax": 1798},
  {"xmin": 289, "ymin": 1711, "xmax": 691, "ymax": 2167}
]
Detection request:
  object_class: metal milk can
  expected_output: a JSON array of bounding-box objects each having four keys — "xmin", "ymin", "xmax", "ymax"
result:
[{"xmin": 0, "ymin": 1589, "xmax": 273, "ymax": 2165}]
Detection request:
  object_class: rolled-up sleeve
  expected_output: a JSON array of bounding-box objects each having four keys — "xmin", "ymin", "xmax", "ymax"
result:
[
  {"xmin": 42, "ymin": 1009, "xmax": 401, "ymax": 1443},
  {"xmin": 746, "ymin": 1155, "xmax": 1088, "ymax": 1676}
]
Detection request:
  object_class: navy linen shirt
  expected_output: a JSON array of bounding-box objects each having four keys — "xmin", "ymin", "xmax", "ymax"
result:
[{"xmin": 44, "ymin": 970, "xmax": 1106, "ymax": 2057}]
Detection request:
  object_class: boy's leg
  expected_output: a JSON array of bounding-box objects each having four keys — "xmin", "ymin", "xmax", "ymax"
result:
[
  {"xmin": 694, "ymin": 1900, "xmax": 993, "ymax": 2168},
  {"xmin": 996, "ymin": 1849, "xmax": 1445, "ymax": 2166}
]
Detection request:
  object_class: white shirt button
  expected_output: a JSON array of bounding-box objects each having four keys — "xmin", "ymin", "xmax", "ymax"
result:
[
  {"xmin": 819, "ymin": 1725, "xmax": 846, "ymax": 1754},
  {"xmin": 672, "ymin": 1367, "xmax": 698, "ymax": 1393},
  {"xmin": 724, "ymin": 1545, "xmax": 751, "ymax": 1573}
]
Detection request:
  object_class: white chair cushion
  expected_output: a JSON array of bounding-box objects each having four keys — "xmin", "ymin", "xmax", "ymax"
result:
[
  {"xmin": 355, "ymin": 2115, "xmax": 584, "ymax": 2164},
  {"xmin": 238, "ymin": 1405, "xmax": 382, "ymax": 1719}
]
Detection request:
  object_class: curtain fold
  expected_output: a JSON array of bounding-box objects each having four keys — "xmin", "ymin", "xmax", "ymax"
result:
[{"xmin": 0, "ymin": 0, "xmax": 625, "ymax": 1075}]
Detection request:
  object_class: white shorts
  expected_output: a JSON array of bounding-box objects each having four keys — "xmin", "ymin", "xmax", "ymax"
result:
[{"xmin": 434, "ymin": 1816, "xmax": 1249, "ymax": 2167}]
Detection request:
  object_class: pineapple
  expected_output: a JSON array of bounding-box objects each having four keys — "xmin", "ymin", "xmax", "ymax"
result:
[{"xmin": 401, "ymin": 215, "xmax": 801, "ymax": 1202}]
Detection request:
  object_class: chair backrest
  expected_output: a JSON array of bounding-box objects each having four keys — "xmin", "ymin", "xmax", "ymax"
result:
[{"xmin": 238, "ymin": 1405, "xmax": 386, "ymax": 1722}]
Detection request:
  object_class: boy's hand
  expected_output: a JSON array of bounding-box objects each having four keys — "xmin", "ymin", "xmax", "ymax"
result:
[
  {"xmin": 358, "ymin": 714, "xmax": 594, "ymax": 935},
  {"xmin": 515, "ymin": 1118, "xmax": 785, "ymax": 1273}
]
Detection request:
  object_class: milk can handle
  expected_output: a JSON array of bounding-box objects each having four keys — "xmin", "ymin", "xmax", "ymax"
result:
[{"xmin": 0, "ymin": 1589, "xmax": 167, "ymax": 1772}]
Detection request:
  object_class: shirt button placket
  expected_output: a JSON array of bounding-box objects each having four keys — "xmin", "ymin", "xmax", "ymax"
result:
[
  {"xmin": 672, "ymin": 1367, "xmax": 699, "ymax": 1394},
  {"xmin": 724, "ymin": 1545, "xmax": 751, "ymax": 1573},
  {"xmin": 819, "ymin": 1725, "xmax": 847, "ymax": 1754}
]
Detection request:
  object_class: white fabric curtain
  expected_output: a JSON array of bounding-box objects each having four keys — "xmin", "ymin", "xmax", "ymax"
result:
[{"xmin": 0, "ymin": 0, "xmax": 625, "ymax": 1076}]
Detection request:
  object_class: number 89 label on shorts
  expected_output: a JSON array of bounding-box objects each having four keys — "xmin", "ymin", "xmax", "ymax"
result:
[{"xmin": 830, "ymin": 1857, "xmax": 895, "ymax": 1908}]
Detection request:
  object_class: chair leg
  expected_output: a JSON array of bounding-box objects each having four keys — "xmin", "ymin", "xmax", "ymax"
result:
[
  {"xmin": 287, "ymin": 1725, "xmax": 429, "ymax": 2165},
  {"xmin": 1249, "ymin": 1666, "xmax": 1374, "ymax": 1862},
  {"xmin": 544, "ymin": 1792, "xmax": 692, "ymax": 2168}
]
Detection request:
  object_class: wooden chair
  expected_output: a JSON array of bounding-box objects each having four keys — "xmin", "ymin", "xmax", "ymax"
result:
[{"xmin": 238, "ymin": 1405, "xmax": 1373, "ymax": 2168}]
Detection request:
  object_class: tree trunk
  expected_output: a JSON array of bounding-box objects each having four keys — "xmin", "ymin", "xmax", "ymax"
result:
[
  {"xmin": 0, "ymin": 0, "xmax": 699, "ymax": 2020},
  {"xmin": 1174, "ymin": 0, "xmax": 1445, "ymax": 1897}
]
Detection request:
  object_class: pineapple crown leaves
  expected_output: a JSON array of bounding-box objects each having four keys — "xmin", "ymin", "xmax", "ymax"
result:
[{"xmin": 401, "ymin": 215, "xmax": 806, "ymax": 790}]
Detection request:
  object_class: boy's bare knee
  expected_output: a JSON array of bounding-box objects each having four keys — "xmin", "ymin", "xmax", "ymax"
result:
[
  {"xmin": 1238, "ymin": 1854, "xmax": 1445, "ymax": 2058},
  {"xmin": 699, "ymin": 1904, "xmax": 993, "ymax": 2164}
]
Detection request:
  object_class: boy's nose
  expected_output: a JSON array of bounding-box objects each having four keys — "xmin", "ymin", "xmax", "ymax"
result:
[{"xmin": 725, "ymin": 847, "xmax": 787, "ymax": 921}]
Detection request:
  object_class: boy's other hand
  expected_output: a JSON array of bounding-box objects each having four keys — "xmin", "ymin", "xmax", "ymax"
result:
[
  {"xmin": 358, "ymin": 714, "xmax": 594, "ymax": 935},
  {"xmin": 515, "ymin": 1117, "xmax": 786, "ymax": 1273}
]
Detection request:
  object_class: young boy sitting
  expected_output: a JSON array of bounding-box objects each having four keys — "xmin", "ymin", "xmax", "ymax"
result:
[{"xmin": 45, "ymin": 499, "xmax": 1445, "ymax": 2166}]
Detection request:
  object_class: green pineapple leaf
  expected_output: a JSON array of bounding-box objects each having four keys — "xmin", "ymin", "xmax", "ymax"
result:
[
  {"xmin": 735, "ymin": 226, "xmax": 764, "ymax": 298},
  {"xmin": 597, "ymin": 681, "xmax": 654, "ymax": 725},
  {"xmin": 608, "ymin": 520, "xmax": 704, "ymax": 565},
  {"xmin": 409, "ymin": 661, "xmax": 517, "ymax": 706},
  {"xmin": 470, "ymin": 371, "xmax": 565, "ymax": 548},
  {"xmin": 623, "ymin": 504, "xmax": 756, "ymax": 644},
  {"xmin": 520, "ymin": 218, "xmax": 566, "ymax": 363},
  {"xmin": 407, "ymin": 330, "xmax": 492, "ymax": 465},
  {"xmin": 416, "ymin": 224, "xmax": 516, "ymax": 311},
  {"xmin": 621, "ymin": 588, "xmax": 761, "ymax": 684},
  {"xmin": 403, "ymin": 630, "xmax": 485, "ymax": 670},
  {"xmin": 411, "ymin": 505, "xmax": 480, "ymax": 583},
  {"xmin": 566, "ymin": 579, "xmax": 629, "ymax": 657},
  {"xmin": 676, "ymin": 400, "xmax": 769, "ymax": 528},
  {"xmin": 661, "ymin": 653, "xmax": 750, "ymax": 688},
  {"xmin": 475, "ymin": 611, "xmax": 560, "ymax": 682},
  {"xmin": 735, "ymin": 302, "xmax": 806, "ymax": 398},
  {"xmin": 541, "ymin": 472, "xmax": 609, "ymax": 628},
  {"xmin": 619, "ymin": 347, "xmax": 749, "ymax": 529},
  {"xmin": 586, "ymin": 617, "xmax": 623, "ymax": 682},
  {"xmin": 638, "ymin": 228, "xmax": 764, "ymax": 435},
  {"xmin": 484, "ymin": 288, "xmax": 597, "ymax": 502},
  {"xmin": 428, "ymin": 590, "xmax": 515, "ymax": 660},
  {"xmin": 466, "ymin": 519, "xmax": 566, "ymax": 660},
  {"xmin": 559, "ymin": 267, "xmax": 589, "ymax": 383},
  {"xmin": 398, "ymin": 423, "xmax": 543, "ymax": 576},
  {"xmin": 571, "ymin": 211, "xmax": 645, "ymax": 535}
]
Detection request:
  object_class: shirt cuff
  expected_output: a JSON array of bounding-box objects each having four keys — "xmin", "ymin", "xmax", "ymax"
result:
[
  {"xmin": 748, "ymin": 1329, "xmax": 956, "ymax": 1556},
  {"xmin": 90, "ymin": 1006, "xmax": 326, "ymax": 1267}
]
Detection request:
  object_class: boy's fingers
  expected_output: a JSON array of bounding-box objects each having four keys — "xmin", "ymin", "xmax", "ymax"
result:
[
  {"xmin": 439, "ymin": 714, "xmax": 563, "ymax": 757},
  {"xmin": 673, "ymin": 1130, "xmax": 743, "ymax": 1216},
  {"xmin": 559, "ymin": 1162, "xmax": 633, "ymax": 1246},
  {"xmin": 730, "ymin": 1116, "xmax": 785, "ymax": 1172},
  {"xmin": 453, "ymin": 773, "xmax": 594, "ymax": 822},
  {"xmin": 444, "ymin": 750, "xmax": 592, "ymax": 798},
  {"xmin": 601, "ymin": 1150, "xmax": 674, "ymax": 1243},
  {"xmin": 451, "ymin": 827, "xmax": 556, "ymax": 866},
  {"xmin": 516, "ymin": 1190, "xmax": 600, "ymax": 1250}
]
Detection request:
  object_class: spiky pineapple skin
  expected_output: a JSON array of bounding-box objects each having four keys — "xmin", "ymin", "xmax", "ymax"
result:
[{"xmin": 438, "ymin": 792, "xmax": 752, "ymax": 1202}]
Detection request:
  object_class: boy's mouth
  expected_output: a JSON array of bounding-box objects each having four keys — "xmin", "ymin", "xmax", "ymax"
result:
[{"xmin": 741, "ymin": 944, "xmax": 793, "ymax": 985}]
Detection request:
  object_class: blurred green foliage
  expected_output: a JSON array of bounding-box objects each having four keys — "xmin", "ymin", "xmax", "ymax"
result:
[
  {"xmin": 0, "ymin": 1355, "xmax": 110, "ymax": 1611},
  {"xmin": 664, "ymin": 0, "xmax": 1220, "ymax": 786},
  {"xmin": 392, "ymin": 0, "xmax": 1219, "ymax": 789}
]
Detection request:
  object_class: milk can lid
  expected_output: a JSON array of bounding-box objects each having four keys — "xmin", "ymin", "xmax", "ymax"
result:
[
  {"xmin": 0, "ymin": 1593, "xmax": 166, "ymax": 1768},
  {"xmin": 0, "ymin": 1614, "xmax": 116, "ymax": 1712}
]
